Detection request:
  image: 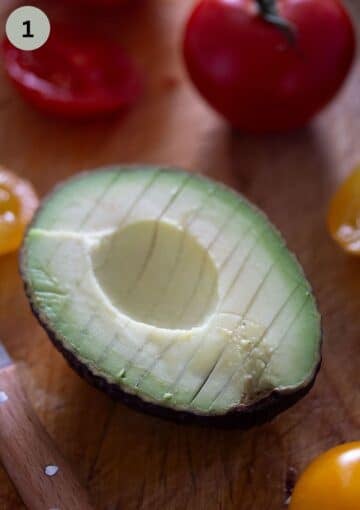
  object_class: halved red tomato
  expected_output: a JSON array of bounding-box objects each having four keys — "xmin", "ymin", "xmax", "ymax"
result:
[
  {"xmin": 2, "ymin": 24, "xmax": 142, "ymax": 119},
  {"xmin": 66, "ymin": 0, "xmax": 129, "ymax": 5},
  {"xmin": 63, "ymin": 0, "xmax": 128, "ymax": 5},
  {"xmin": 77, "ymin": 0, "xmax": 127, "ymax": 4}
]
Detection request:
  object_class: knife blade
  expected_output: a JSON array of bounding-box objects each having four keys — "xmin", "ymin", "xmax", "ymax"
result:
[{"xmin": 0, "ymin": 341, "xmax": 12, "ymax": 369}]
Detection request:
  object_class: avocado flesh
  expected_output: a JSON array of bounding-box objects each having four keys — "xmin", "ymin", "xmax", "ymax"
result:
[{"xmin": 21, "ymin": 167, "xmax": 321, "ymax": 418}]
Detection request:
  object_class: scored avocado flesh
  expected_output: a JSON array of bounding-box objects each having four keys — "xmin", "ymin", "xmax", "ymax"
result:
[{"xmin": 21, "ymin": 167, "xmax": 321, "ymax": 417}]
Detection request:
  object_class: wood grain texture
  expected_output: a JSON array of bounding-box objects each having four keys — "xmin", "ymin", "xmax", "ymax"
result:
[
  {"xmin": 0, "ymin": 365, "xmax": 93, "ymax": 510},
  {"xmin": 0, "ymin": 0, "xmax": 359, "ymax": 509}
]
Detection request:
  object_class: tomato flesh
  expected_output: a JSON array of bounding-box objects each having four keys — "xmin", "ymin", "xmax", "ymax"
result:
[
  {"xmin": 328, "ymin": 166, "xmax": 360, "ymax": 255},
  {"xmin": 64, "ymin": 0, "xmax": 128, "ymax": 5},
  {"xmin": 73, "ymin": 0, "xmax": 127, "ymax": 4},
  {"xmin": 2, "ymin": 24, "xmax": 142, "ymax": 119},
  {"xmin": 0, "ymin": 168, "xmax": 38, "ymax": 256},
  {"xmin": 290, "ymin": 442, "xmax": 360, "ymax": 510},
  {"xmin": 183, "ymin": 0, "xmax": 355, "ymax": 133}
]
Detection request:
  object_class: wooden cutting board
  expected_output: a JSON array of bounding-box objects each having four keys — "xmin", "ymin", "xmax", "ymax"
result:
[{"xmin": 0, "ymin": 1, "xmax": 359, "ymax": 508}]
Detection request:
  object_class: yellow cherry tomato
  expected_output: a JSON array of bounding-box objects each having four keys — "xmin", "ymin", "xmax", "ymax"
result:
[
  {"xmin": 327, "ymin": 166, "xmax": 360, "ymax": 255},
  {"xmin": 0, "ymin": 167, "xmax": 38, "ymax": 256},
  {"xmin": 289, "ymin": 442, "xmax": 360, "ymax": 510}
]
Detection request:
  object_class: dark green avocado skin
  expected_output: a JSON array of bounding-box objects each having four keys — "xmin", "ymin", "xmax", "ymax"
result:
[
  {"xmin": 21, "ymin": 268, "xmax": 321, "ymax": 429},
  {"xmin": 50, "ymin": 332, "xmax": 320, "ymax": 429}
]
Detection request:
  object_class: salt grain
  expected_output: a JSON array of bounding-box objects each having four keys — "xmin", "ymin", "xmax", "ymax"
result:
[
  {"xmin": 0, "ymin": 391, "xmax": 8, "ymax": 404},
  {"xmin": 45, "ymin": 465, "xmax": 59, "ymax": 477}
]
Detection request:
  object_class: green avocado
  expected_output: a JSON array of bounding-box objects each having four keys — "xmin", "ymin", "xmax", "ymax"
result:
[{"xmin": 21, "ymin": 166, "xmax": 321, "ymax": 427}]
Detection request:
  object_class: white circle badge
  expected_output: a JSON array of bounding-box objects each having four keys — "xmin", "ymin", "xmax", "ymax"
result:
[{"xmin": 5, "ymin": 6, "xmax": 51, "ymax": 51}]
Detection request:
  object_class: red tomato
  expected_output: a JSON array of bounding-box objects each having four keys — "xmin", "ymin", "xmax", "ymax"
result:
[
  {"xmin": 64, "ymin": 0, "xmax": 127, "ymax": 5},
  {"xmin": 2, "ymin": 24, "xmax": 142, "ymax": 119},
  {"xmin": 183, "ymin": 0, "xmax": 355, "ymax": 133}
]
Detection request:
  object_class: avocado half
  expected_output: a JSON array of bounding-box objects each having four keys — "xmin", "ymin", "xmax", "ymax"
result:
[{"xmin": 21, "ymin": 166, "xmax": 321, "ymax": 428}]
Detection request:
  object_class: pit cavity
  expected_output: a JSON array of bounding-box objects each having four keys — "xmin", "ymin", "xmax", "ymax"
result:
[{"xmin": 92, "ymin": 220, "xmax": 219, "ymax": 330}]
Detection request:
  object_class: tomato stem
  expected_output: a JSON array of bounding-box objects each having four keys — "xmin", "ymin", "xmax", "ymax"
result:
[{"xmin": 256, "ymin": 0, "xmax": 296, "ymax": 44}]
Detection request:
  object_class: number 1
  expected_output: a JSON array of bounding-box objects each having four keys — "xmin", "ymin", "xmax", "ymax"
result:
[{"xmin": 22, "ymin": 20, "xmax": 34, "ymax": 38}]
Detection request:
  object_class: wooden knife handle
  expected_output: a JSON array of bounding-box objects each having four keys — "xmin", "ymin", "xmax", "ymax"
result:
[{"xmin": 0, "ymin": 365, "xmax": 94, "ymax": 510}]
